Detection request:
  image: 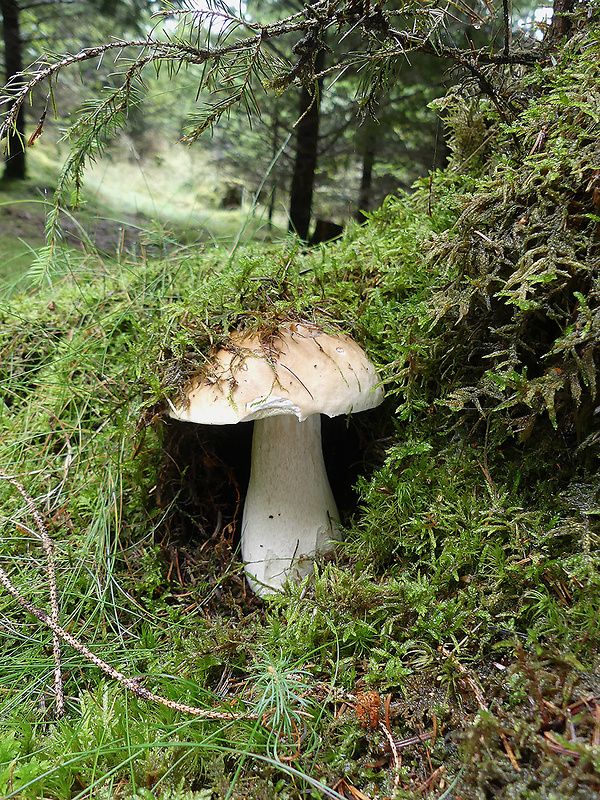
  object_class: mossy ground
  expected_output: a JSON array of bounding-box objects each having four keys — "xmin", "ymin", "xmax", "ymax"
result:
[{"xmin": 1, "ymin": 22, "xmax": 600, "ymax": 800}]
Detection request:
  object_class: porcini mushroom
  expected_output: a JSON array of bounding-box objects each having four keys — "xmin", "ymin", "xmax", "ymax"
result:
[{"xmin": 169, "ymin": 323, "xmax": 383, "ymax": 595}]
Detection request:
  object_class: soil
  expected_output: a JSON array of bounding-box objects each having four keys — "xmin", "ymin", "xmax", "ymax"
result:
[{"xmin": 0, "ymin": 200, "xmax": 145, "ymax": 255}]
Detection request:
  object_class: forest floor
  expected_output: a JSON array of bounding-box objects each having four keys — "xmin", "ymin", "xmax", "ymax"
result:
[
  {"xmin": 1, "ymin": 81, "xmax": 600, "ymax": 798},
  {"xmin": 1, "ymin": 215, "xmax": 598, "ymax": 800},
  {"xmin": 0, "ymin": 141, "xmax": 286, "ymax": 285},
  {"xmin": 0, "ymin": 196, "xmax": 142, "ymax": 270}
]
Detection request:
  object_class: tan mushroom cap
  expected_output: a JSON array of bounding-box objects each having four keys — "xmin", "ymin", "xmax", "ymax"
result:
[{"xmin": 170, "ymin": 323, "xmax": 383, "ymax": 425}]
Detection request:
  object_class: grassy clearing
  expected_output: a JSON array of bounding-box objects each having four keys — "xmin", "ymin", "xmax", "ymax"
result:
[
  {"xmin": 0, "ymin": 136, "xmax": 286, "ymax": 287},
  {"xmin": 84, "ymin": 141, "xmax": 288, "ymax": 245},
  {"xmin": 0, "ymin": 147, "xmax": 58, "ymax": 283}
]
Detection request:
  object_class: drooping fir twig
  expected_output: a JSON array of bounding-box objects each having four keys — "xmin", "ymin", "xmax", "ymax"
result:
[{"xmin": 0, "ymin": 470, "xmax": 64, "ymax": 717}]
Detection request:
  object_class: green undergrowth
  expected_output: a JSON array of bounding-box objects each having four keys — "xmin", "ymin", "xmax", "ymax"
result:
[{"xmin": 2, "ymin": 22, "xmax": 600, "ymax": 800}]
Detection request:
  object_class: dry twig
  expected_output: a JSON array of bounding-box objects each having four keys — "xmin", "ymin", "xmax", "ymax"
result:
[
  {"xmin": 379, "ymin": 720, "xmax": 402, "ymax": 794},
  {"xmin": 0, "ymin": 473, "xmax": 252, "ymax": 721},
  {"xmin": 0, "ymin": 470, "xmax": 64, "ymax": 717},
  {"xmin": 439, "ymin": 646, "xmax": 521, "ymax": 772}
]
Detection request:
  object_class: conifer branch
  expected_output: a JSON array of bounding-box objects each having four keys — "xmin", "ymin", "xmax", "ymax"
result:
[{"xmin": 0, "ymin": 1, "xmax": 541, "ymax": 147}]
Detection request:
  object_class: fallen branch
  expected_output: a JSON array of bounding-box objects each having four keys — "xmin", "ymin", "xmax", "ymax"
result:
[
  {"xmin": 0, "ymin": 470, "xmax": 64, "ymax": 717},
  {"xmin": 379, "ymin": 720, "xmax": 402, "ymax": 795},
  {"xmin": 0, "ymin": 561, "xmax": 253, "ymax": 720},
  {"xmin": 0, "ymin": 473, "xmax": 253, "ymax": 721}
]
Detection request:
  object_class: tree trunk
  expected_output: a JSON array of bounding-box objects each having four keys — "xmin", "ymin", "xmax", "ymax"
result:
[
  {"xmin": 547, "ymin": 0, "xmax": 577, "ymax": 45},
  {"xmin": 355, "ymin": 133, "xmax": 376, "ymax": 223},
  {"xmin": 1, "ymin": 0, "xmax": 26, "ymax": 180},
  {"xmin": 288, "ymin": 47, "xmax": 325, "ymax": 241}
]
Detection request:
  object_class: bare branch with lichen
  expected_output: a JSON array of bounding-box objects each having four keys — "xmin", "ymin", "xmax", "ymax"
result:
[
  {"xmin": 0, "ymin": 473, "xmax": 253, "ymax": 720},
  {"xmin": 0, "ymin": 470, "xmax": 64, "ymax": 718}
]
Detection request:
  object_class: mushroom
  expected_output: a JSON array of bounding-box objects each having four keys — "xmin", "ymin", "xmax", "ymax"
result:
[{"xmin": 169, "ymin": 322, "xmax": 383, "ymax": 595}]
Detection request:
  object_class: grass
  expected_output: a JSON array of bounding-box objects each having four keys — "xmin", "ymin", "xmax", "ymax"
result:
[{"xmin": 0, "ymin": 216, "xmax": 599, "ymax": 798}]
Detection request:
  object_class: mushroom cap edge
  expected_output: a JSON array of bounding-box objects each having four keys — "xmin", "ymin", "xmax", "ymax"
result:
[{"xmin": 169, "ymin": 324, "xmax": 384, "ymax": 425}]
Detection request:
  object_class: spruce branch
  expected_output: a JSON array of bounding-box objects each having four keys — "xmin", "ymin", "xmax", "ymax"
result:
[
  {"xmin": 0, "ymin": 0, "xmax": 545, "ymax": 274},
  {"xmin": 0, "ymin": 1, "xmax": 541, "ymax": 146}
]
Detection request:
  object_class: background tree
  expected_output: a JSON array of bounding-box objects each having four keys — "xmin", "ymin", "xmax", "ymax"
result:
[
  {"xmin": 287, "ymin": 42, "xmax": 325, "ymax": 239},
  {"xmin": 1, "ymin": 0, "xmax": 24, "ymax": 178},
  {"xmin": 204, "ymin": 1, "xmax": 452, "ymax": 236}
]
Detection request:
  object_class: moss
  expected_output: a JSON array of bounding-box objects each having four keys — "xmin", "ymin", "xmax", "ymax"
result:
[{"xmin": 408, "ymin": 31, "xmax": 600, "ymax": 456}]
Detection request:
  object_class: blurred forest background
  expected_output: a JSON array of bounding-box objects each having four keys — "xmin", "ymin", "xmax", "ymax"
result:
[{"xmin": 1, "ymin": 0, "xmax": 549, "ymax": 274}]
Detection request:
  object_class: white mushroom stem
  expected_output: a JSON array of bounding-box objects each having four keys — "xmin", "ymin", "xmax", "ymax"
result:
[{"xmin": 241, "ymin": 414, "xmax": 340, "ymax": 595}]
